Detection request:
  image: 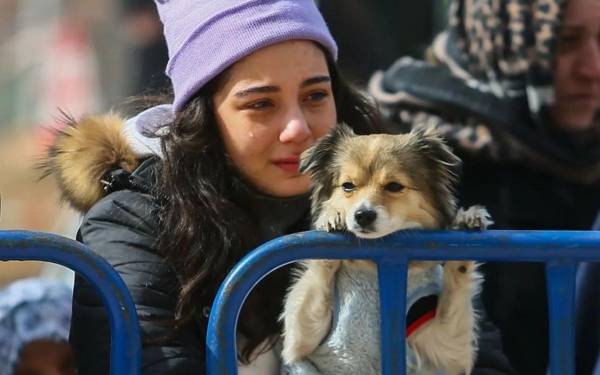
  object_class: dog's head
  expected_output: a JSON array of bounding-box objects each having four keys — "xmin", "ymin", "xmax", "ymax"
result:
[{"xmin": 300, "ymin": 124, "xmax": 461, "ymax": 238}]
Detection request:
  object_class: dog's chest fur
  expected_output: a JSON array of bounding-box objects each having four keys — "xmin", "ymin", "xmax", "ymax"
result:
[{"xmin": 286, "ymin": 263, "xmax": 447, "ymax": 375}]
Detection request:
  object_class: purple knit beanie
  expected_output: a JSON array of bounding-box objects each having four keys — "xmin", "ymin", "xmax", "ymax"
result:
[{"xmin": 155, "ymin": 0, "xmax": 338, "ymax": 113}]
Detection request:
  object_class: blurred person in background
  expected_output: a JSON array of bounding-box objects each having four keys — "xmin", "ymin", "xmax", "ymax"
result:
[
  {"xmin": 369, "ymin": 0, "xmax": 600, "ymax": 373},
  {"xmin": 0, "ymin": 278, "xmax": 74, "ymax": 375},
  {"xmin": 122, "ymin": 0, "xmax": 169, "ymax": 95},
  {"xmin": 318, "ymin": 1, "xmax": 445, "ymax": 83},
  {"xmin": 0, "ymin": 0, "xmax": 107, "ymax": 286}
]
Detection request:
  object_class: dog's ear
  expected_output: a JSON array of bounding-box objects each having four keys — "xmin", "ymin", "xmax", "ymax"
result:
[
  {"xmin": 410, "ymin": 126, "xmax": 462, "ymax": 226},
  {"xmin": 410, "ymin": 126, "xmax": 461, "ymax": 175},
  {"xmin": 299, "ymin": 123, "xmax": 355, "ymax": 174},
  {"xmin": 300, "ymin": 123, "xmax": 355, "ymax": 215}
]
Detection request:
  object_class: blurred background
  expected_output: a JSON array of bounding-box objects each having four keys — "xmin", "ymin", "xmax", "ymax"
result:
[{"xmin": 0, "ymin": 0, "xmax": 448, "ymax": 285}]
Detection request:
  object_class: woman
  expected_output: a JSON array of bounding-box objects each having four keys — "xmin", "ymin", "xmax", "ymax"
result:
[
  {"xmin": 369, "ymin": 0, "xmax": 600, "ymax": 373},
  {"xmin": 43, "ymin": 0, "xmax": 512, "ymax": 373}
]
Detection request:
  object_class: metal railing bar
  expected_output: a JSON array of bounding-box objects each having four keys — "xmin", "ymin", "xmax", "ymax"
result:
[
  {"xmin": 378, "ymin": 260, "xmax": 409, "ymax": 375},
  {"xmin": 207, "ymin": 229, "xmax": 600, "ymax": 375},
  {"xmin": 0, "ymin": 230, "xmax": 141, "ymax": 375},
  {"xmin": 547, "ymin": 260, "xmax": 577, "ymax": 375}
]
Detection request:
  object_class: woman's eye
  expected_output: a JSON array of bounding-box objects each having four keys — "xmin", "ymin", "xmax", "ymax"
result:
[
  {"xmin": 558, "ymin": 34, "xmax": 581, "ymax": 51},
  {"xmin": 561, "ymin": 34, "xmax": 578, "ymax": 43},
  {"xmin": 305, "ymin": 91, "xmax": 328, "ymax": 103},
  {"xmin": 341, "ymin": 182, "xmax": 356, "ymax": 192},
  {"xmin": 246, "ymin": 100, "xmax": 273, "ymax": 110},
  {"xmin": 384, "ymin": 182, "xmax": 405, "ymax": 192}
]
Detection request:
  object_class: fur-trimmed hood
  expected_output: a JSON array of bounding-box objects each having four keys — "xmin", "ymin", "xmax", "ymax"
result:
[{"xmin": 40, "ymin": 113, "xmax": 142, "ymax": 213}]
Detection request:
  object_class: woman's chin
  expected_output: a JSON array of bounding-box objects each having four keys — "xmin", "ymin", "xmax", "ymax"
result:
[
  {"xmin": 552, "ymin": 106, "xmax": 598, "ymax": 131},
  {"xmin": 258, "ymin": 174, "xmax": 311, "ymax": 198}
]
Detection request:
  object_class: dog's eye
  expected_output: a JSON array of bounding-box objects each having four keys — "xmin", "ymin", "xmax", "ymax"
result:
[
  {"xmin": 341, "ymin": 182, "xmax": 356, "ymax": 192},
  {"xmin": 384, "ymin": 182, "xmax": 405, "ymax": 192}
]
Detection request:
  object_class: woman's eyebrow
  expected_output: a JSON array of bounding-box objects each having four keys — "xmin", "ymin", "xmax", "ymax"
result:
[
  {"xmin": 235, "ymin": 85, "xmax": 279, "ymax": 97},
  {"xmin": 234, "ymin": 75, "xmax": 331, "ymax": 97},
  {"xmin": 301, "ymin": 75, "xmax": 331, "ymax": 88}
]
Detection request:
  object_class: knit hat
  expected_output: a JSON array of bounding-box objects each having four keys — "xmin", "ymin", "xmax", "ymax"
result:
[{"xmin": 155, "ymin": 0, "xmax": 338, "ymax": 113}]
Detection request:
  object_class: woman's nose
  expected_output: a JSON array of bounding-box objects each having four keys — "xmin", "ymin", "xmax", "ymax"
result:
[
  {"xmin": 576, "ymin": 40, "xmax": 600, "ymax": 80},
  {"xmin": 279, "ymin": 109, "xmax": 311, "ymax": 144}
]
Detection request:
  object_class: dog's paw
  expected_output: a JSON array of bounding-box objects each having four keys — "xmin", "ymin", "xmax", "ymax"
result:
[
  {"xmin": 452, "ymin": 205, "xmax": 493, "ymax": 231},
  {"xmin": 315, "ymin": 209, "xmax": 347, "ymax": 232}
]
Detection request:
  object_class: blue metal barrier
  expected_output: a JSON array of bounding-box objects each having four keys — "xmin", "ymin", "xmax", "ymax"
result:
[
  {"xmin": 0, "ymin": 230, "xmax": 141, "ymax": 375},
  {"xmin": 206, "ymin": 229, "xmax": 600, "ymax": 375}
]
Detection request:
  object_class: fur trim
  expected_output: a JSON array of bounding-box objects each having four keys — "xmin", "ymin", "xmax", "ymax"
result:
[{"xmin": 39, "ymin": 113, "xmax": 140, "ymax": 213}]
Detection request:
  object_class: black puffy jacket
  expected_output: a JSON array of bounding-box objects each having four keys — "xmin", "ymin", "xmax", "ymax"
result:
[{"xmin": 71, "ymin": 159, "xmax": 205, "ymax": 374}]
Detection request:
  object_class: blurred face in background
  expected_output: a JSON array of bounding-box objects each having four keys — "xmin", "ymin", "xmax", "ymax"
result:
[
  {"xmin": 14, "ymin": 340, "xmax": 76, "ymax": 375},
  {"xmin": 552, "ymin": 0, "xmax": 600, "ymax": 130}
]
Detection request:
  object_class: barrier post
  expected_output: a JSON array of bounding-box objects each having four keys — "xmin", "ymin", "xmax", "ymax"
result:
[{"xmin": 0, "ymin": 230, "xmax": 141, "ymax": 375}]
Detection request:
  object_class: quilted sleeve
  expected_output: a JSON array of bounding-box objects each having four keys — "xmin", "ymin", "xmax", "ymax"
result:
[{"xmin": 69, "ymin": 190, "xmax": 204, "ymax": 374}]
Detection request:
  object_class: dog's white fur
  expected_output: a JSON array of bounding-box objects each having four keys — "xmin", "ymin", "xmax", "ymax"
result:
[{"xmin": 281, "ymin": 125, "xmax": 491, "ymax": 374}]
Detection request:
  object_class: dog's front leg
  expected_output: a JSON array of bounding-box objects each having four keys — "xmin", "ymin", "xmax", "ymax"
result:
[
  {"xmin": 281, "ymin": 259, "xmax": 341, "ymax": 364},
  {"xmin": 442, "ymin": 206, "xmax": 490, "ymax": 332},
  {"xmin": 406, "ymin": 262, "xmax": 479, "ymax": 375},
  {"xmin": 408, "ymin": 206, "xmax": 491, "ymax": 374}
]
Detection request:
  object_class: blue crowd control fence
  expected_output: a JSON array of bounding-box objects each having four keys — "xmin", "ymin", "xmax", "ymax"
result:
[
  {"xmin": 0, "ymin": 230, "xmax": 141, "ymax": 375},
  {"xmin": 206, "ymin": 229, "xmax": 600, "ymax": 375}
]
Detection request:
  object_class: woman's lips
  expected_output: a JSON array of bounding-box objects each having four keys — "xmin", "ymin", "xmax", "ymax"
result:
[
  {"xmin": 567, "ymin": 94, "xmax": 600, "ymax": 105},
  {"xmin": 272, "ymin": 156, "xmax": 300, "ymax": 173}
]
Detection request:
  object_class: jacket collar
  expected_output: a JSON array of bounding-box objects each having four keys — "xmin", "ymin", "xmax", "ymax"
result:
[{"xmin": 230, "ymin": 176, "xmax": 311, "ymax": 242}]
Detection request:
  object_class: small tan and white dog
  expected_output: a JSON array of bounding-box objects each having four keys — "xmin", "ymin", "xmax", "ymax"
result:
[{"xmin": 280, "ymin": 124, "xmax": 491, "ymax": 375}]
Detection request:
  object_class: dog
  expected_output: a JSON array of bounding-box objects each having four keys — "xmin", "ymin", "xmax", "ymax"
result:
[{"xmin": 280, "ymin": 124, "xmax": 491, "ymax": 375}]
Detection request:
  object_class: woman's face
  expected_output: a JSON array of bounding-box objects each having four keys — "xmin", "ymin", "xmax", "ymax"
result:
[
  {"xmin": 213, "ymin": 40, "xmax": 337, "ymax": 197},
  {"xmin": 14, "ymin": 339, "xmax": 76, "ymax": 375},
  {"xmin": 552, "ymin": 0, "xmax": 600, "ymax": 130}
]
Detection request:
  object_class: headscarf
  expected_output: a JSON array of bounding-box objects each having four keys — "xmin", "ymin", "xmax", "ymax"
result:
[{"xmin": 434, "ymin": 0, "xmax": 566, "ymax": 114}]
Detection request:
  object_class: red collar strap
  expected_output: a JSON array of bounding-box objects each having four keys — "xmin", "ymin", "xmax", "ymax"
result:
[{"xmin": 406, "ymin": 294, "xmax": 438, "ymax": 337}]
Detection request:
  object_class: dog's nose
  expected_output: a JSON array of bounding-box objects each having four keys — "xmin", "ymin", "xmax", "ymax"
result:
[{"xmin": 354, "ymin": 209, "xmax": 377, "ymax": 227}]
